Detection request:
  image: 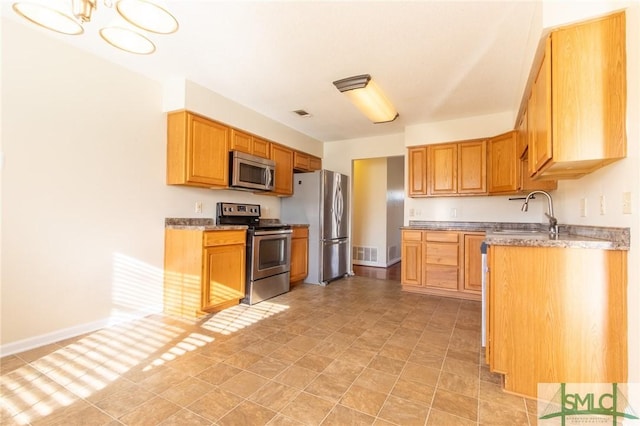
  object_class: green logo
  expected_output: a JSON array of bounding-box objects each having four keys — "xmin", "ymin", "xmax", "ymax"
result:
[{"xmin": 539, "ymin": 383, "xmax": 639, "ymax": 425}]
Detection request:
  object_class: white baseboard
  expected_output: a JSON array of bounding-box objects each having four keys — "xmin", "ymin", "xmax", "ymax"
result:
[{"xmin": 0, "ymin": 307, "xmax": 162, "ymax": 357}]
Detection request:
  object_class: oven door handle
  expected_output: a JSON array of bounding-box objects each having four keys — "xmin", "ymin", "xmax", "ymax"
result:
[{"xmin": 252, "ymin": 229, "xmax": 293, "ymax": 236}]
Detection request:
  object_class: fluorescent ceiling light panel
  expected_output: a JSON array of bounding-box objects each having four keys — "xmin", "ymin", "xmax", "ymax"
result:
[{"xmin": 333, "ymin": 74, "xmax": 398, "ymax": 124}]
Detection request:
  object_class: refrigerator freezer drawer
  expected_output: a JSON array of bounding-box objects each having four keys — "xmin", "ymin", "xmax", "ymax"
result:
[{"xmin": 322, "ymin": 239, "xmax": 349, "ymax": 284}]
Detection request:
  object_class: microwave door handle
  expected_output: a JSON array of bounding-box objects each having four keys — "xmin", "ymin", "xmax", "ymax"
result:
[{"xmin": 265, "ymin": 167, "xmax": 272, "ymax": 188}]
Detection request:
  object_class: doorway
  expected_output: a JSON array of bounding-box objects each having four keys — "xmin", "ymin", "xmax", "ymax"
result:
[{"xmin": 351, "ymin": 156, "xmax": 405, "ymax": 281}]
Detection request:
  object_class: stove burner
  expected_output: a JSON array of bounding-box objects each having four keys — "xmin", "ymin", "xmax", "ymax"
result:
[{"xmin": 216, "ymin": 202, "xmax": 290, "ymax": 230}]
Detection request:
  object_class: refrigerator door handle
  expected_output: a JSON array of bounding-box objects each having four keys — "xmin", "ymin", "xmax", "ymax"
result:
[{"xmin": 334, "ymin": 183, "xmax": 343, "ymax": 230}]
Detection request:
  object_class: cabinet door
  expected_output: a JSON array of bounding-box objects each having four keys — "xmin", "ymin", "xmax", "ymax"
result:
[
  {"xmin": 531, "ymin": 38, "xmax": 552, "ymax": 176},
  {"xmin": 487, "ymin": 132, "xmax": 517, "ymax": 194},
  {"xmin": 309, "ymin": 156, "xmax": 322, "ymax": 171},
  {"xmin": 252, "ymin": 137, "xmax": 271, "ymax": 159},
  {"xmin": 458, "ymin": 140, "xmax": 487, "ymax": 194},
  {"xmin": 552, "ymin": 12, "xmax": 626, "ymax": 165},
  {"xmin": 408, "ymin": 146, "xmax": 428, "ymax": 196},
  {"xmin": 401, "ymin": 231, "xmax": 422, "ymax": 286},
  {"xmin": 463, "ymin": 234, "xmax": 484, "ymax": 293},
  {"xmin": 230, "ymin": 129, "xmax": 252, "ymax": 154},
  {"xmin": 428, "ymin": 143, "xmax": 457, "ymax": 195},
  {"xmin": 187, "ymin": 114, "xmax": 229, "ymax": 187},
  {"xmin": 202, "ymin": 244, "xmax": 245, "ymax": 311},
  {"xmin": 290, "ymin": 228, "xmax": 309, "ymax": 283},
  {"xmin": 293, "ymin": 151, "xmax": 310, "ymax": 172},
  {"xmin": 270, "ymin": 144, "xmax": 294, "ymax": 195}
]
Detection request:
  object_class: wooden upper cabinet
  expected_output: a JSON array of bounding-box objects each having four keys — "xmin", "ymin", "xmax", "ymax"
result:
[
  {"xmin": 230, "ymin": 129, "xmax": 270, "ymax": 159},
  {"xmin": 167, "ymin": 110, "xmax": 229, "ymax": 188},
  {"xmin": 408, "ymin": 146, "xmax": 428, "ymax": 196},
  {"xmin": 487, "ymin": 131, "xmax": 518, "ymax": 194},
  {"xmin": 293, "ymin": 151, "xmax": 310, "ymax": 171},
  {"xmin": 428, "ymin": 143, "xmax": 457, "ymax": 195},
  {"xmin": 252, "ymin": 137, "xmax": 270, "ymax": 158},
  {"xmin": 309, "ymin": 156, "xmax": 322, "ymax": 171},
  {"xmin": 528, "ymin": 12, "xmax": 627, "ymax": 179},
  {"xmin": 530, "ymin": 39, "xmax": 553, "ymax": 176},
  {"xmin": 270, "ymin": 143, "xmax": 294, "ymax": 196},
  {"xmin": 458, "ymin": 140, "xmax": 486, "ymax": 194},
  {"xmin": 293, "ymin": 151, "xmax": 322, "ymax": 172},
  {"xmin": 427, "ymin": 141, "xmax": 486, "ymax": 196},
  {"xmin": 487, "ymin": 129, "xmax": 557, "ymax": 195}
]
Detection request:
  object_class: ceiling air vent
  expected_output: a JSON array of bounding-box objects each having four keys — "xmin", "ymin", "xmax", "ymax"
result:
[{"xmin": 292, "ymin": 109, "xmax": 312, "ymax": 117}]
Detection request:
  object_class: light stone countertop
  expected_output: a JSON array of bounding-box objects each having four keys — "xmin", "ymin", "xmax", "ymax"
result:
[{"xmin": 165, "ymin": 218, "xmax": 247, "ymax": 231}]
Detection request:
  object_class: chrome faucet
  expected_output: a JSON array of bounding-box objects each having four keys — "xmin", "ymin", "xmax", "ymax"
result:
[{"xmin": 521, "ymin": 190, "xmax": 559, "ymax": 235}]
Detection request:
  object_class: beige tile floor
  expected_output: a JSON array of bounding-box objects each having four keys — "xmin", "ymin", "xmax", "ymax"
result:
[{"xmin": 1, "ymin": 275, "xmax": 537, "ymax": 425}]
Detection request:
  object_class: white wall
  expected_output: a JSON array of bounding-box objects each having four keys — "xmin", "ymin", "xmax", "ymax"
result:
[
  {"xmin": 0, "ymin": 19, "xmax": 321, "ymax": 354},
  {"xmin": 164, "ymin": 79, "xmax": 323, "ymax": 158},
  {"xmin": 352, "ymin": 158, "xmax": 388, "ymax": 267},
  {"xmin": 386, "ymin": 156, "xmax": 404, "ymax": 265}
]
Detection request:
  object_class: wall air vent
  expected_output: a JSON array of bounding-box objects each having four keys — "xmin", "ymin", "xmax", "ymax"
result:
[{"xmin": 352, "ymin": 246, "xmax": 378, "ymax": 263}]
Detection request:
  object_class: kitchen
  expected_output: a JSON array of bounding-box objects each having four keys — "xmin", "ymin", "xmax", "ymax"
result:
[{"xmin": 1, "ymin": 1, "xmax": 639, "ymax": 425}]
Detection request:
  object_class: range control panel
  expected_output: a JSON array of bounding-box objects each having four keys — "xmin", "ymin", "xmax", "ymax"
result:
[{"xmin": 217, "ymin": 202, "xmax": 260, "ymax": 218}]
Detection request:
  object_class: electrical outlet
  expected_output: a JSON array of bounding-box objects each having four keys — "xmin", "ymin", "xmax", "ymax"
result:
[
  {"xmin": 195, "ymin": 201, "xmax": 202, "ymax": 213},
  {"xmin": 416, "ymin": 209, "xmax": 422, "ymax": 216},
  {"xmin": 580, "ymin": 198, "xmax": 587, "ymax": 217},
  {"xmin": 409, "ymin": 208, "xmax": 415, "ymax": 217},
  {"xmin": 623, "ymin": 192, "xmax": 632, "ymax": 214},
  {"xmin": 599, "ymin": 195, "xmax": 606, "ymax": 215},
  {"xmin": 450, "ymin": 208, "xmax": 457, "ymax": 218}
]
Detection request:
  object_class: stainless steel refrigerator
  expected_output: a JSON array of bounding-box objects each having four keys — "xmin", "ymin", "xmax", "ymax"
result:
[{"xmin": 281, "ymin": 170, "xmax": 349, "ymax": 285}]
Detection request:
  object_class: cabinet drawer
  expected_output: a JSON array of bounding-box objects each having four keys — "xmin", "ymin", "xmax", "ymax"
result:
[
  {"xmin": 203, "ymin": 230, "xmax": 246, "ymax": 247},
  {"xmin": 292, "ymin": 226, "xmax": 309, "ymax": 239},
  {"xmin": 403, "ymin": 230, "xmax": 423, "ymax": 242},
  {"xmin": 425, "ymin": 265, "xmax": 458, "ymax": 289},
  {"xmin": 425, "ymin": 243, "xmax": 459, "ymax": 266},
  {"xmin": 424, "ymin": 232, "xmax": 459, "ymax": 243}
]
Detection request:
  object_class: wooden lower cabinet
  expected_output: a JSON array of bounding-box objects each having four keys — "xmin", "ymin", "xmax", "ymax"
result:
[
  {"xmin": 487, "ymin": 245, "xmax": 627, "ymax": 398},
  {"xmin": 290, "ymin": 226, "xmax": 309, "ymax": 284},
  {"xmin": 164, "ymin": 228, "xmax": 246, "ymax": 318},
  {"xmin": 401, "ymin": 229, "xmax": 483, "ymax": 300}
]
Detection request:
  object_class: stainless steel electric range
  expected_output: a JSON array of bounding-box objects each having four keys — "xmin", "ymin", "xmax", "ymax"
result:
[{"xmin": 216, "ymin": 202, "xmax": 292, "ymax": 305}]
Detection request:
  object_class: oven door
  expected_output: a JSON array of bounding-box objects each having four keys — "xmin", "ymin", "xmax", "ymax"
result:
[{"xmin": 250, "ymin": 229, "xmax": 292, "ymax": 281}]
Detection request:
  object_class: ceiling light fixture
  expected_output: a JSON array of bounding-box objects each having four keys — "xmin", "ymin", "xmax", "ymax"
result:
[
  {"xmin": 11, "ymin": 0, "xmax": 178, "ymax": 54},
  {"xmin": 332, "ymin": 74, "xmax": 399, "ymax": 124}
]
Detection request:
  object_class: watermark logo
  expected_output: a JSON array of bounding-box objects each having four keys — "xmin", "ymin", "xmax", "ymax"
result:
[{"xmin": 538, "ymin": 383, "xmax": 640, "ymax": 425}]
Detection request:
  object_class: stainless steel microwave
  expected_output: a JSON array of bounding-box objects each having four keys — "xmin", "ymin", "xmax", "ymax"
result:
[{"xmin": 229, "ymin": 151, "xmax": 275, "ymax": 191}]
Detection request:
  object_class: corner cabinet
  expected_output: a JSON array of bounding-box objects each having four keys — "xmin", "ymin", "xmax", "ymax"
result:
[
  {"xmin": 164, "ymin": 228, "xmax": 246, "ymax": 318},
  {"xmin": 290, "ymin": 226, "xmax": 309, "ymax": 284},
  {"xmin": 487, "ymin": 245, "xmax": 627, "ymax": 398},
  {"xmin": 167, "ymin": 111, "xmax": 230, "ymax": 188},
  {"xmin": 487, "ymin": 130, "xmax": 556, "ymax": 194},
  {"xmin": 401, "ymin": 229, "xmax": 483, "ymax": 300},
  {"xmin": 527, "ymin": 12, "xmax": 627, "ymax": 179}
]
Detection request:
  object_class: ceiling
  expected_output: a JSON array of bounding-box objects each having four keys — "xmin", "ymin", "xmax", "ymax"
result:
[{"xmin": 1, "ymin": 1, "xmax": 539, "ymax": 142}]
